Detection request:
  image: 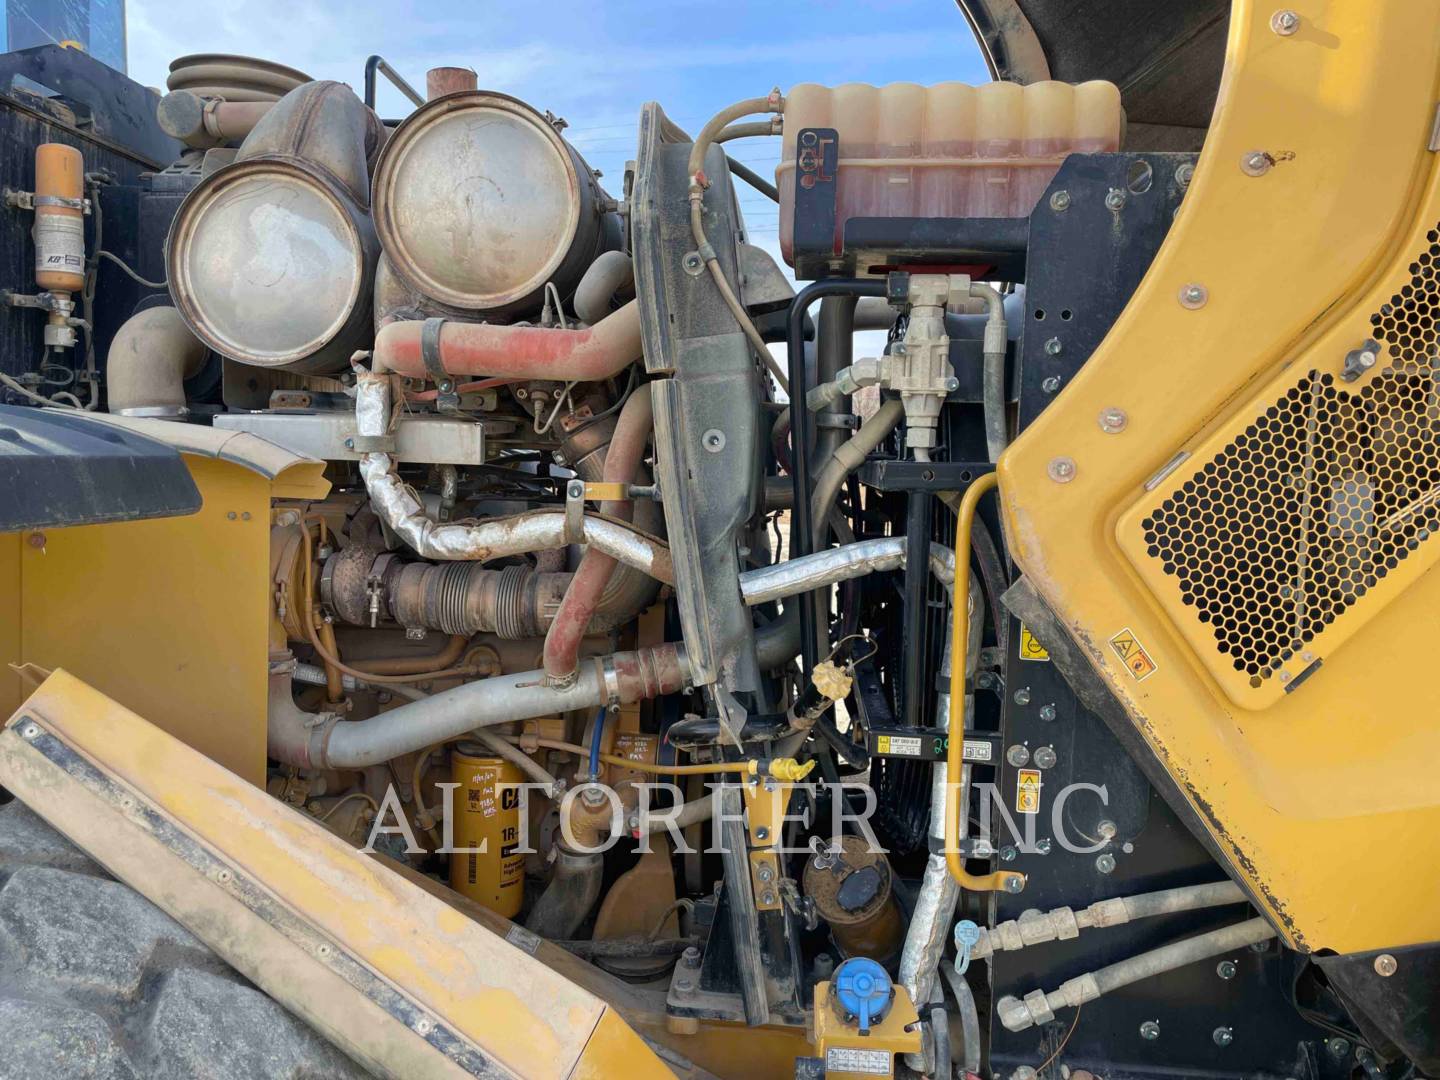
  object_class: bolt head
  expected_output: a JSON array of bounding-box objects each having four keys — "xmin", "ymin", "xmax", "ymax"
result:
[
  {"xmin": 1003, "ymin": 875, "xmax": 1025, "ymax": 894},
  {"xmin": 1179, "ymin": 283, "xmax": 1209, "ymax": 309},
  {"xmin": 999, "ymin": 845, "xmax": 1018, "ymax": 863},
  {"xmin": 1140, "ymin": 1019, "xmax": 1160, "ymax": 1041},
  {"xmin": 1099, "ymin": 407, "xmax": 1128, "ymax": 433},
  {"xmin": 1097, "ymin": 819, "xmax": 1118, "ymax": 841},
  {"xmin": 1043, "ymin": 336, "xmax": 1063, "ymax": 356},
  {"xmin": 1095, "ymin": 853, "xmax": 1117, "ymax": 874},
  {"xmin": 1014, "ymin": 687, "xmax": 1031, "ymax": 706},
  {"xmin": 1035, "ymin": 838, "xmax": 1052, "ymax": 855},
  {"xmin": 1241, "ymin": 150, "xmax": 1273, "ymax": 177},
  {"xmin": 1271, "ymin": 8, "xmax": 1300, "ymax": 34},
  {"xmin": 702, "ymin": 428, "xmax": 726, "ymax": 452},
  {"xmin": 944, "ymin": 376, "xmax": 960, "ymax": 392},
  {"xmin": 1213, "ymin": 1026, "xmax": 1234, "ymax": 1047},
  {"xmin": 1047, "ymin": 456, "xmax": 1077, "ymax": 484},
  {"xmin": 1175, "ymin": 162, "xmax": 1196, "ymax": 188},
  {"xmin": 1049, "ymin": 190, "xmax": 1071, "ymax": 212},
  {"xmin": 757, "ymin": 865, "xmax": 774, "ymax": 883},
  {"xmin": 25, "ymin": 531, "xmax": 45, "ymax": 549},
  {"xmin": 1358, "ymin": 350, "xmax": 1377, "ymax": 369},
  {"xmin": 1216, "ymin": 959, "xmax": 1238, "ymax": 979},
  {"xmin": 1327, "ymin": 1038, "xmax": 1352, "ymax": 1059},
  {"xmin": 1374, "ymin": 953, "xmax": 1398, "ymax": 977},
  {"xmin": 755, "ymin": 825, "xmax": 769, "ymax": 841},
  {"xmin": 1105, "ymin": 188, "xmax": 1127, "ymax": 211},
  {"xmin": 1041, "ymin": 375, "xmax": 1063, "ymax": 394},
  {"xmin": 761, "ymin": 891, "xmax": 776, "ymax": 906},
  {"xmin": 1038, "ymin": 703, "xmax": 1057, "ymax": 722},
  {"xmin": 1033, "ymin": 745, "xmax": 1057, "ymax": 769},
  {"xmin": 1005, "ymin": 743, "xmax": 1030, "ymax": 767}
]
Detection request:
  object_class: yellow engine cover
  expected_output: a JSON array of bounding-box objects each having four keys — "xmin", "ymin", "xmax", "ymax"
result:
[{"xmin": 1000, "ymin": 0, "xmax": 1440, "ymax": 954}]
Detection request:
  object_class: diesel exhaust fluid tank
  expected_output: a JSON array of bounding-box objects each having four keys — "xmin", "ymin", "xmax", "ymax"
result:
[
  {"xmin": 166, "ymin": 80, "xmax": 382, "ymax": 374},
  {"xmin": 371, "ymin": 90, "xmax": 612, "ymax": 317}
]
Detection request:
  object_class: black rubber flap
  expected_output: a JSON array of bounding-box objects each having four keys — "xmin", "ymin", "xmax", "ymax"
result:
[{"xmin": 0, "ymin": 406, "xmax": 201, "ymax": 532}]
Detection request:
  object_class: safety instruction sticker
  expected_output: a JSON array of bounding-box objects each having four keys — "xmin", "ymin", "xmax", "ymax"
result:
[
  {"xmin": 875, "ymin": 734, "xmax": 923, "ymax": 757},
  {"xmin": 825, "ymin": 1047, "xmax": 891, "ymax": 1076},
  {"xmin": 1015, "ymin": 768, "xmax": 1042, "ymax": 815},
  {"xmin": 1109, "ymin": 627, "xmax": 1158, "ymax": 682},
  {"xmin": 1018, "ymin": 624, "xmax": 1050, "ymax": 662}
]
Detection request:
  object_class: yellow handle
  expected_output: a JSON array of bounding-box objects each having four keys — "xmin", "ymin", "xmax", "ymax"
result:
[{"xmin": 946, "ymin": 472, "xmax": 1025, "ymax": 893}]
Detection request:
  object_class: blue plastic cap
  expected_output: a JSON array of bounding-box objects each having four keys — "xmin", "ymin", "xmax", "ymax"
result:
[{"xmin": 832, "ymin": 957, "xmax": 893, "ymax": 1035}]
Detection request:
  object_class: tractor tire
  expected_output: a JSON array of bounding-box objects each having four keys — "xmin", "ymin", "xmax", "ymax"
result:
[{"xmin": 0, "ymin": 799, "xmax": 373, "ymax": 1079}]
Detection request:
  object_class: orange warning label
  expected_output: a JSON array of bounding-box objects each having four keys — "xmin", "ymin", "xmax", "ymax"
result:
[
  {"xmin": 1109, "ymin": 627, "xmax": 1157, "ymax": 682},
  {"xmin": 1018, "ymin": 624, "xmax": 1050, "ymax": 662},
  {"xmin": 1015, "ymin": 768, "xmax": 1042, "ymax": 815}
]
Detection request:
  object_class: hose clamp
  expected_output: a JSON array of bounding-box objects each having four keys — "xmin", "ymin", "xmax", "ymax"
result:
[
  {"xmin": 599, "ymin": 654, "xmax": 621, "ymax": 705},
  {"xmin": 420, "ymin": 317, "xmax": 459, "ymax": 414}
]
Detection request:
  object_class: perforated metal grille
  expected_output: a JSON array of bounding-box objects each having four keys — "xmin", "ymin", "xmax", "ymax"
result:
[{"xmin": 1142, "ymin": 226, "xmax": 1440, "ymax": 688}]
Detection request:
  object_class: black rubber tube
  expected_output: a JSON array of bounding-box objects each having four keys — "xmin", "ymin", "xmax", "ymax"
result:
[{"xmin": 786, "ymin": 279, "xmax": 887, "ymax": 675}]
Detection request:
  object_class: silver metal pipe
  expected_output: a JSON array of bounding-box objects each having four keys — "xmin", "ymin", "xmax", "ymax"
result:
[
  {"xmin": 354, "ymin": 370, "xmax": 673, "ymax": 582},
  {"xmin": 273, "ymin": 644, "xmax": 690, "ymax": 770},
  {"xmin": 738, "ymin": 537, "xmax": 954, "ymax": 606},
  {"xmin": 901, "ymin": 586, "xmax": 976, "ymax": 1051}
]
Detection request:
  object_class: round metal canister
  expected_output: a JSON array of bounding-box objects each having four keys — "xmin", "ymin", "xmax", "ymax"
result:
[
  {"xmin": 446, "ymin": 748, "xmax": 525, "ymax": 918},
  {"xmin": 166, "ymin": 158, "xmax": 378, "ymax": 374},
  {"xmin": 371, "ymin": 91, "xmax": 609, "ymax": 317},
  {"xmin": 803, "ymin": 835, "xmax": 904, "ymax": 962}
]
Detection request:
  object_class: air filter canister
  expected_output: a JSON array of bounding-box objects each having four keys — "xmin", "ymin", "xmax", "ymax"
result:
[
  {"xmin": 166, "ymin": 80, "xmax": 380, "ymax": 373},
  {"xmin": 372, "ymin": 91, "xmax": 611, "ymax": 316}
]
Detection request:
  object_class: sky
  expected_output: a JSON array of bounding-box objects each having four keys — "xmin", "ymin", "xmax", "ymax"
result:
[{"xmin": 123, "ymin": 0, "xmax": 990, "ymax": 374}]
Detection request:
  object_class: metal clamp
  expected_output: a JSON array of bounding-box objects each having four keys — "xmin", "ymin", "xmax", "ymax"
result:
[
  {"xmin": 345, "ymin": 434, "xmax": 396, "ymax": 454},
  {"xmin": 421, "ymin": 318, "xmax": 460, "ymax": 413},
  {"xmin": 564, "ymin": 480, "xmax": 587, "ymax": 545},
  {"xmin": 3, "ymin": 189, "xmax": 90, "ymax": 213}
]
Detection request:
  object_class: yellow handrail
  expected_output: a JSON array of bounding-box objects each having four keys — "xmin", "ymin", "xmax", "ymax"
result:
[{"xmin": 946, "ymin": 471, "xmax": 1025, "ymax": 893}]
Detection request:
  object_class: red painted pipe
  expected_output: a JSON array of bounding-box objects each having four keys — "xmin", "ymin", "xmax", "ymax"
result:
[
  {"xmin": 371, "ymin": 300, "xmax": 643, "ymax": 381},
  {"xmin": 543, "ymin": 384, "xmax": 654, "ymax": 684}
]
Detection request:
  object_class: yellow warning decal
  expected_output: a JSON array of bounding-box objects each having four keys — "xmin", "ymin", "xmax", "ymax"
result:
[
  {"xmin": 1018, "ymin": 624, "xmax": 1050, "ymax": 662},
  {"xmin": 1015, "ymin": 768, "xmax": 1042, "ymax": 815},
  {"xmin": 1109, "ymin": 626, "xmax": 1157, "ymax": 682}
]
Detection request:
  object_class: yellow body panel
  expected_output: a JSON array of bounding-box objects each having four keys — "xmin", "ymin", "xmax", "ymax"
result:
[
  {"xmin": 1000, "ymin": 0, "xmax": 1440, "ymax": 953},
  {"xmin": 811, "ymin": 979, "xmax": 921, "ymax": 1080},
  {"xmin": 1, "ymin": 670, "xmax": 676, "ymax": 1079},
  {"xmin": 5, "ymin": 454, "xmax": 313, "ymax": 784}
]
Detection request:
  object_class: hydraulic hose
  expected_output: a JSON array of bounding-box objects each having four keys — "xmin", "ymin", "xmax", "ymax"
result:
[
  {"xmin": 973, "ymin": 880, "xmax": 1248, "ymax": 960},
  {"xmin": 970, "ymin": 282, "xmax": 1009, "ymax": 463},
  {"xmin": 371, "ymin": 300, "xmax": 642, "ymax": 381},
  {"xmin": 785, "ymin": 279, "xmax": 888, "ymax": 675},
  {"xmin": 940, "ymin": 963, "xmax": 983, "ymax": 1075},
  {"xmin": 686, "ymin": 92, "xmax": 785, "ymax": 385},
  {"xmin": 470, "ymin": 729, "xmax": 562, "ymax": 795},
  {"xmin": 946, "ymin": 471, "xmax": 1024, "ymax": 894},
  {"xmin": 544, "ymin": 383, "xmax": 654, "ymax": 685},
  {"xmin": 998, "ymin": 918, "xmax": 1276, "ymax": 1032}
]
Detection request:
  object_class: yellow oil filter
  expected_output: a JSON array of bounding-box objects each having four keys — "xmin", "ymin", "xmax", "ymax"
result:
[
  {"xmin": 447, "ymin": 748, "xmax": 525, "ymax": 917},
  {"xmin": 33, "ymin": 143, "xmax": 86, "ymax": 293}
]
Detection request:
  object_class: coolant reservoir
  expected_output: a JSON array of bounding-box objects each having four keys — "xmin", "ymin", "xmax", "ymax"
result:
[{"xmin": 777, "ymin": 81, "xmax": 1123, "ymax": 265}]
